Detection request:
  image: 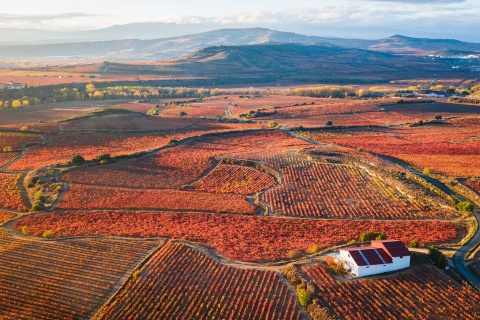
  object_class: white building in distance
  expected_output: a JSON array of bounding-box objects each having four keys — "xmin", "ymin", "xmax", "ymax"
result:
[{"xmin": 338, "ymin": 240, "xmax": 411, "ymax": 277}]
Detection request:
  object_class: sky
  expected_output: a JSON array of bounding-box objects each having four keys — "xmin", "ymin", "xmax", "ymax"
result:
[{"xmin": 1, "ymin": 0, "xmax": 479, "ymax": 41}]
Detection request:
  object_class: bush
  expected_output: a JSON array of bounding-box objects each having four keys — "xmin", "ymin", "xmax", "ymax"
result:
[
  {"xmin": 268, "ymin": 121, "xmax": 278, "ymax": 128},
  {"xmin": 435, "ymin": 115, "xmax": 442, "ymax": 120},
  {"xmin": 456, "ymin": 201, "xmax": 474, "ymax": 213},
  {"xmin": 308, "ymin": 243, "xmax": 320, "ymax": 254},
  {"xmin": 423, "ymin": 167, "xmax": 431, "ymax": 175},
  {"xmin": 34, "ymin": 191, "xmax": 46, "ymax": 203},
  {"xmin": 179, "ymin": 111, "xmax": 187, "ymax": 117},
  {"xmin": 325, "ymin": 120, "xmax": 333, "ymax": 126},
  {"xmin": 31, "ymin": 200, "xmax": 45, "ymax": 212},
  {"xmin": 3, "ymin": 146, "xmax": 12, "ymax": 152},
  {"xmin": 357, "ymin": 147, "xmax": 363, "ymax": 152},
  {"xmin": 21, "ymin": 226, "xmax": 29, "ymax": 236},
  {"xmin": 360, "ymin": 231, "xmax": 386, "ymax": 242},
  {"xmin": 42, "ymin": 230, "xmax": 53, "ymax": 239},
  {"xmin": 410, "ymin": 238, "xmax": 419, "ymax": 248},
  {"xmin": 428, "ymin": 246, "xmax": 447, "ymax": 268},
  {"xmin": 95, "ymin": 153, "xmax": 111, "ymax": 161},
  {"xmin": 20, "ymin": 126, "xmax": 28, "ymax": 131},
  {"xmin": 296, "ymin": 287, "xmax": 312, "ymax": 307},
  {"xmin": 71, "ymin": 154, "xmax": 85, "ymax": 165},
  {"xmin": 288, "ymin": 250, "xmax": 300, "ymax": 259}
]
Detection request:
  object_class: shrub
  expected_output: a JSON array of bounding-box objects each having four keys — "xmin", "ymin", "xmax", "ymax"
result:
[
  {"xmin": 288, "ymin": 250, "xmax": 300, "ymax": 259},
  {"xmin": 435, "ymin": 115, "xmax": 442, "ymax": 120},
  {"xmin": 179, "ymin": 111, "xmax": 187, "ymax": 117},
  {"xmin": 423, "ymin": 167, "xmax": 431, "ymax": 175},
  {"xmin": 428, "ymin": 246, "xmax": 447, "ymax": 268},
  {"xmin": 410, "ymin": 238, "xmax": 419, "ymax": 248},
  {"xmin": 95, "ymin": 153, "xmax": 111, "ymax": 161},
  {"xmin": 34, "ymin": 191, "xmax": 46, "ymax": 203},
  {"xmin": 456, "ymin": 201, "xmax": 474, "ymax": 213},
  {"xmin": 357, "ymin": 147, "xmax": 363, "ymax": 152},
  {"xmin": 325, "ymin": 120, "xmax": 333, "ymax": 126},
  {"xmin": 268, "ymin": 121, "xmax": 278, "ymax": 128},
  {"xmin": 296, "ymin": 286, "xmax": 312, "ymax": 307},
  {"xmin": 70, "ymin": 154, "xmax": 85, "ymax": 165},
  {"xmin": 169, "ymin": 139, "xmax": 179, "ymax": 145},
  {"xmin": 3, "ymin": 146, "xmax": 12, "ymax": 152},
  {"xmin": 21, "ymin": 226, "xmax": 29, "ymax": 236},
  {"xmin": 360, "ymin": 231, "xmax": 386, "ymax": 242},
  {"xmin": 31, "ymin": 200, "xmax": 45, "ymax": 212},
  {"xmin": 42, "ymin": 230, "xmax": 53, "ymax": 239},
  {"xmin": 19, "ymin": 126, "xmax": 28, "ymax": 131},
  {"xmin": 308, "ymin": 243, "xmax": 320, "ymax": 254}
]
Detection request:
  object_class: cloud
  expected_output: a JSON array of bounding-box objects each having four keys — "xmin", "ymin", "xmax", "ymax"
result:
[
  {"xmin": 0, "ymin": 12, "xmax": 98, "ymax": 23},
  {"xmin": 364, "ymin": 0, "xmax": 466, "ymax": 3}
]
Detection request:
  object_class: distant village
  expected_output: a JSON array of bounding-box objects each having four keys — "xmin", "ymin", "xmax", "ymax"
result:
[{"xmin": 0, "ymin": 81, "xmax": 27, "ymax": 90}]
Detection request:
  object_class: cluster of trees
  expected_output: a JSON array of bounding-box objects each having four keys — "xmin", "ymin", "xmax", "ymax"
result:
[
  {"xmin": 360, "ymin": 231, "xmax": 387, "ymax": 242},
  {"xmin": 288, "ymin": 86, "xmax": 356, "ymax": 98}
]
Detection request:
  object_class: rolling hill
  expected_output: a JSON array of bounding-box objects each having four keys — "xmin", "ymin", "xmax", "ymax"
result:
[{"xmin": 0, "ymin": 28, "xmax": 479, "ymax": 61}]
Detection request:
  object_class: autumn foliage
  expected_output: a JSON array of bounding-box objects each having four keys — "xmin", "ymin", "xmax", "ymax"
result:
[{"xmin": 16, "ymin": 211, "xmax": 458, "ymax": 262}]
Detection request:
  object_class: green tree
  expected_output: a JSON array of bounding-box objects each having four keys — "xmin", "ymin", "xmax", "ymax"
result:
[
  {"xmin": 325, "ymin": 120, "xmax": 333, "ymax": 126},
  {"xmin": 296, "ymin": 287, "xmax": 312, "ymax": 307},
  {"xmin": 428, "ymin": 246, "xmax": 447, "ymax": 268},
  {"xmin": 410, "ymin": 238, "xmax": 419, "ymax": 248},
  {"xmin": 71, "ymin": 155, "xmax": 85, "ymax": 165},
  {"xmin": 21, "ymin": 226, "xmax": 29, "ymax": 236}
]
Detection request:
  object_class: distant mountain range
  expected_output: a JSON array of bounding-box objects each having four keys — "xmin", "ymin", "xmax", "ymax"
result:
[{"xmin": 1, "ymin": 28, "xmax": 480, "ymax": 61}]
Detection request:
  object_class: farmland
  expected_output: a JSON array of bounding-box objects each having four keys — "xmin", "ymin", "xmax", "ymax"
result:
[
  {"xmin": 15, "ymin": 211, "xmax": 459, "ymax": 262},
  {"xmin": 96, "ymin": 241, "xmax": 306, "ymax": 320},
  {"xmin": 1, "ymin": 88, "xmax": 480, "ymax": 318},
  {"xmin": 0, "ymin": 228, "xmax": 159, "ymax": 319},
  {"xmin": 303, "ymin": 259, "xmax": 480, "ymax": 319}
]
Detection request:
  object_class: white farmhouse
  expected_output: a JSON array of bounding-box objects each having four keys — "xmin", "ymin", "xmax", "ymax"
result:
[{"xmin": 337, "ymin": 240, "xmax": 411, "ymax": 277}]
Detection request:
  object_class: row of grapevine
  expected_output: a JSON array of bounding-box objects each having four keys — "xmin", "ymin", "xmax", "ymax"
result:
[
  {"xmin": 191, "ymin": 164, "xmax": 277, "ymax": 194},
  {"xmin": 16, "ymin": 211, "xmax": 458, "ymax": 262},
  {"xmin": 97, "ymin": 242, "xmax": 305, "ymax": 320},
  {"xmin": 303, "ymin": 264, "xmax": 480, "ymax": 319},
  {"xmin": 0, "ymin": 152, "xmax": 20, "ymax": 168},
  {"xmin": 260, "ymin": 153, "xmax": 456, "ymax": 220},
  {"xmin": 0, "ymin": 132, "xmax": 43, "ymax": 150},
  {"xmin": 0, "ymin": 229, "xmax": 159, "ymax": 319}
]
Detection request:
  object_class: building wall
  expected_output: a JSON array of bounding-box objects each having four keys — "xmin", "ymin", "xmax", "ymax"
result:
[{"xmin": 339, "ymin": 250, "xmax": 411, "ymax": 277}]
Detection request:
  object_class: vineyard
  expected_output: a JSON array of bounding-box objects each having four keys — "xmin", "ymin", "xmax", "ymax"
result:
[
  {"xmin": 0, "ymin": 132, "xmax": 43, "ymax": 150},
  {"xmin": 298, "ymin": 118, "xmax": 480, "ymax": 177},
  {"xmin": 256, "ymin": 152, "xmax": 455, "ymax": 219},
  {"xmin": 191, "ymin": 164, "xmax": 277, "ymax": 194},
  {"xmin": 303, "ymin": 263, "xmax": 480, "ymax": 319},
  {"xmin": 0, "ymin": 173, "xmax": 28, "ymax": 212},
  {"xmin": 8, "ymin": 132, "xmax": 171, "ymax": 171},
  {"xmin": 0, "ymin": 211, "xmax": 16, "ymax": 224},
  {"xmin": 97, "ymin": 242, "xmax": 305, "ymax": 320},
  {"xmin": 0, "ymin": 229, "xmax": 159, "ymax": 319},
  {"xmin": 61, "ymin": 130, "xmax": 308, "ymax": 189},
  {"xmin": 61, "ymin": 114, "xmax": 194, "ymax": 132},
  {"xmin": 15, "ymin": 211, "xmax": 458, "ymax": 262},
  {"xmin": 57, "ymin": 184, "xmax": 257, "ymax": 214},
  {"xmin": 0, "ymin": 152, "xmax": 20, "ymax": 168}
]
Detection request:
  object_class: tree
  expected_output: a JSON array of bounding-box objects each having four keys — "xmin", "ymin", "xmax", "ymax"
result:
[
  {"xmin": 42, "ymin": 230, "xmax": 53, "ymax": 239},
  {"xmin": 86, "ymin": 83, "xmax": 96, "ymax": 93},
  {"xmin": 296, "ymin": 287, "xmax": 312, "ymax": 307},
  {"xmin": 21, "ymin": 226, "xmax": 29, "ymax": 236},
  {"xmin": 179, "ymin": 111, "xmax": 187, "ymax": 117},
  {"xmin": 456, "ymin": 201, "xmax": 474, "ymax": 213},
  {"xmin": 428, "ymin": 246, "xmax": 447, "ymax": 268},
  {"xmin": 434, "ymin": 115, "xmax": 442, "ymax": 120},
  {"xmin": 288, "ymin": 250, "xmax": 300, "ymax": 259},
  {"xmin": 268, "ymin": 121, "xmax": 278, "ymax": 128},
  {"xmin": 3, "ymin": 146, "xmax": 12, "ymax": 152},
  {"xmin": 11, "ymin": 100, "xmax": 22, "ymax": 109},
  {"xmin": 423, "ymin": 167, "xmax": 431, "ymax": 175},
  {"xmin": 308, "ymin": 243, "xmax": 320, "ymax": 254},
  {"xmin": 325, "ymin": 120, "xmax": 333, "ymax": 126},
  {"xmin": 360, "ymin": 231, "xmax": 386, "ymax": 242},
  {"xmin": 71, "ymin": 154, "xmax": 85, "ymax": 165},
  {"xmin": 410, "ymin": 239, "xmax": 419, "ymax": 248}
]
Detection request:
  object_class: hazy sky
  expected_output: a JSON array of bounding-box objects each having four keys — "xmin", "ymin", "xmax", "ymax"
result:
[{"xmin": 1, "ymin": 0, "xmax": 479, "ymax": 40}]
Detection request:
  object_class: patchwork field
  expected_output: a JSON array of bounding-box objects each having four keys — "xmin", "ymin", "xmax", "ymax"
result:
[
  {"xmin": 16, "ymin": 211, "xmax": 458, "ymax": 262},
  {"xmin": 96, "ymin": 242, "xmax": 306, "ymax": 319},
  {"xmin": 0, "ymin": 229, "xmax": 159, "ymax": 319}
]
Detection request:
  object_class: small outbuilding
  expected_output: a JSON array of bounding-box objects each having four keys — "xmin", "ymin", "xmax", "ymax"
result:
[{"xmin": 337, "ymin": 240, "xmax": 411, "ymax": 277}]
